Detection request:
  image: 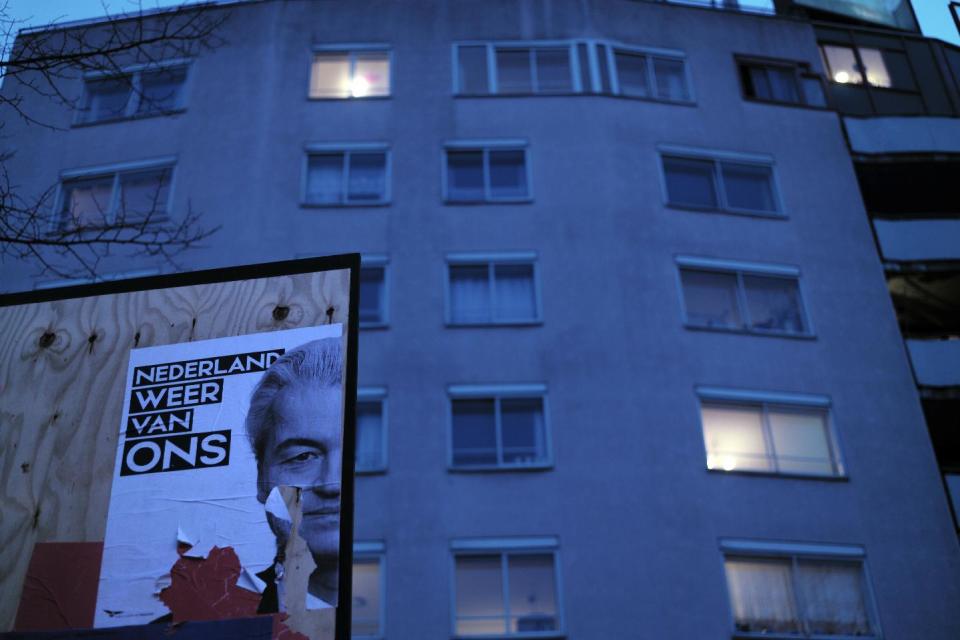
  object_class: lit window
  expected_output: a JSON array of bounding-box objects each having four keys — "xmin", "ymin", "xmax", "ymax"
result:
[
  {"xmin": 698, "ymin": 388, "xmax": 842, "ymax": 477},
  {"xmin": 304, "ymin": 145, "xmax": 389, "ymax": 205},
  {"xmin": 452, "ymin": 538, "xmax": 562, "ymax": 636},
  {"xmin": 738, "ymin": 57, "xmax": 826, "ymax": 107},
  {"xmin": 57, "ymin": 160, "xmax": 174, "ymax": 230},
  {"xmin": 310, "ymin": 48, "xmax": 390, "ymax": 98},
  {"xmin": 359, "ymin": 256, "xmax": 388, "ymax": 327},
  {"xmin": 454, "ymin": 43, "xmax": 579, "ymax": 95},
  {"xmin": 352, "ymin": 542, "xmax": 384, "ymax": 638},
  {"xmin": 356, "ymin": 388, "xmax": 387, "ymax": 473},
  {"xmin": 820, "ymin": 44, "xmax": 915, "ymax": 91},
  {"xmin": 448, "ymin": 384, "xmax": 550, "ymax": 469},
  {"xmin": 722, "ymin": 540, "xmax": 878, "ymax": 638},
  {"xmin": 445, "ymin": 142, "xmax": 530, "ymax": 203},
  {"xmin": 661, "ymin": 149, "xmax": 781, "ymax": 215},
  {"xmin": 78, "ymin": 63, "xmax": 189, "ymax": 124},
  {"xmin": 677, "ymin": 257, "xmax": 811, "ymax": 336},
  {"xmin": 446, "ymin": 254, "xmax": 540, "ymax": 325}
]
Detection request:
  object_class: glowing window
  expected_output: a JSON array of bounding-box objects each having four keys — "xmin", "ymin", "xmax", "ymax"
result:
[
  {"xmin": 821, "ymin": 44, "xmax": 914, "ymax": 91},
  {"xmin": 310, "ymin": 49, "xmax": 390, "ymax": 98}
]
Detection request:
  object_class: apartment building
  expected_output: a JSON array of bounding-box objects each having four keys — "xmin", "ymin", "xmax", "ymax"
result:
[{"xmin": 2, "ymin": 0, "xmax": 959, "ymax": 637}]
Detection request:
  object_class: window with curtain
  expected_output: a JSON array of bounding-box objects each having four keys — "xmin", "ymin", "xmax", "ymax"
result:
[
  {"xmin": 603, "ymin": 45, "xmax": 692, "ymax": 102},
  {"xmin": 355, "ymin": 393, "xmax": 386, "ymax": 473},
  {"xmin": 78, "ymin": 63, "xmax": 189, "ymax": 124},
  {"xmin": 449, "ymin": 387, "xmax": 549, "ymax": 469},
  {"xmin": 661, "ymin": 151, "xmax": 780, "ymax": 215},
  {"xmin": 445, "ymin": 145, "xmax": 530, "ymax": 202},
  {"xmin": 454, "ymin": 43, "xmax": 577, "ymax": 95},
  {"xmin": 447, "ymin": 258, "xmax": 539, "ymax": 325},
  {"xmin": 359, "ymin": 260, "xmax": 388, "ymax": 327},
  {"xmin": 310, "ymin": 48, "xmax": 390, "ymax": 98},
  {"xmin": 304, "ymin": 148, "xmax": 389, "ymax": 205},
  {"xmin": 699, "ymin": 395, "xmax": 842, "ymax": 477},
  {"xmin": 453, "ymin": 544, "xmax": 561, "ymax": 636},
  {"xmin": 58, "ymin": 163, "xmax": 173, "ymax": 231},
  {"xmin": 724, "ymin": 553, "xmax": 876, "ymax": 637},
  {"xmin": 738, "ymin": 57, "xmax": 827, "ymax": 108}
]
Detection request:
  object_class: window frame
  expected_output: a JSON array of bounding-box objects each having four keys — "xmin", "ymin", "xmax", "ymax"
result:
[
  {"xmin": 353, "ymin": 541, "xmax": 386, "ymax": 639},
  {"xmin": 601, "ymin": 42, "xmax": 695, "ymax": 104},
  {"xmin": 658, "ymin": 145, "xmax": 785, "ymax": 218},
  {"xmin": 719, "ymin": 539, "xmax": 881, "ymax": 640},
  {"xmin": 696, "ymin": 386, "xmax": 846, "ymax": 480},
  {"xmin": 444, "ymin": 252, "xmax": 543, "ymax": 326},
  {"xmin": 446, "ymin": 383, "xmax": 553, "ymax": 472},
  {"xmin": 443, "ymin": 140, "xmax": 533, "ymax": 204},
  {"xmin": 360, "ymin": 254, "xmax": 390, "ymax": 329},
  {"xmin": 355, "ymin": 386, "xmax": 388, "ymax": 475},
  {"xmin": 301, "ymin": 142, "xmax": 391, "ymax": 207},
  {"xmin": 308, "ymin": 43, "xmax": 393, "ymax": 100},
  {"xmin": 819, "ymin": 41, "xmax": 921, "ymax": 95},
  {"xmin": 735, "ymin": 54, "xmax": 829, "ymax": 110},
  {"xmin": 74, "ymin": 59, "xmax": 192, "ymax": 126},
  {"xmin": 449, "ymin": 536, "xmax": 565, "ymax": 639},
  {"xmin": 53, "ymin": 157, "xmax": 178, "ymax": 232},
  {"xmin": 452, "ymin": 41, "xmax": 584, "ymax": 96},
  {"xmin": 675, "ymin": 256, "xmax": 815, "ymax": 339}
]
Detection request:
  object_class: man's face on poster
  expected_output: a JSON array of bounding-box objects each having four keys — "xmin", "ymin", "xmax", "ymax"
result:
[{"xmin": 257, "ymin": 382, "xmax": 343, "ymax": 563}]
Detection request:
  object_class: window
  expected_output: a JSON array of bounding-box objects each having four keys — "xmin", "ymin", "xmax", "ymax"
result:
[
  {"xmin": 454, "ymin": 43, "xmax": 580, "ymax": 95},
  {"xmin": 677, "ymin": 257, "xmax": 811, "ymax": 336},
  {"xmin": 820, "ymin": 44, "xmax": 915, "ymax": 91},
  {"xmin": 721, "ymin": 540, "xmax": 878, "ymax": 638},
  {"xmin": 448, "ymin": 384, "xmax": 550, "ymax": 470},
  {"xmin": 77, "ymin": 63, "xmax": 189, "ymax": 124},
  {"xmin": 738, "ymin": 57, "xmax": 826, "ymax": 107},
  {"xmin": 310, "ymin": 47, "xmax": 390, "ymax": 98},
  {"xmin": 303, "ymin": 144, "xmax": 390, "ymax": 205},
  {"xmin": 353, "ymin": 541, "xmax": 384, "ymax": 638},
  {"xmin": 600, "ymin": 44, "xmax": 692, "ymax": 102},
  {"xmin": 452, "ymin": 537, "xmax": 562, "ymax": 637},
  {"xmin": 444, "ymin": 141, "xmax": 531, "ymax": 203},
  {"xmin": 356, "ymin": 387, "xmax": 387, "ymax": 473},
  {"xmin": 697, "ymin": 387, "xmax": 843, "ymax": 477},
  {"xmin": 446, "ymin": 253, "xmax": 540, "ymax": 325},
  {"xmin": 56, "ymin": 159, "xmax": 175, "ymax": 231},
  {"xmin": 360, "ymin": 255, "xmax": 389, "ymax": 327},
  {"xmin": 660, "ymin": 147, "xmax": 781, "ymax": 215}
]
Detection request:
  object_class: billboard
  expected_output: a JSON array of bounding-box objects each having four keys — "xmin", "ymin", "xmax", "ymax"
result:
[
  {"xmin": 0, "ymin": 255, "xmax": 360, "ymax": 640},
  {"xmin": 794, "ymin": 0, "xmax": 917, "ymax": 29}
]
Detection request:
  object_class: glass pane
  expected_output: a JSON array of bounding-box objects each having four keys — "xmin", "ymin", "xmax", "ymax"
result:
[
  {"xmin": 359, "ymin": 266, "xmax": 385, "ymax": 324},
  {"xmin": 118, "ymin": 169, "xmax": 171, "ymax": 220},
  {"xmin": 725, "ymin": 558, "xmax": 801, "ymax": 634},
  {"xmin": 508, "ymin": 554, "xmax": 557, "ymax": 633},
  {"xmin": 614, "ymin": 50, "xmax": 649, "ymax": 97},
  {"xmin": 355, "ymin": 401, "xmax": 384, "ymax": 471},
  {"xmin": 451, "ymin": 399, "xmax": 497, "ymax": 466},
  {"xmin": 768, "ymin": 408, "xmax": 835, "ymax": 476},
  {"xmin": 449, "ymin": 264, "xmax": 491, "ymax": 324},
  {"xmin": 680, "ymin": 269, "xmax": 742, "ymax": 329},
  {"xmin": 501, "ymin": 398, "xmax": 546, "ymax": 464},
  {"xmin": 85, "ymin": 76, "xmax": 131, "ymax": 121},
  {"xmin": 663, "ymin": 157, "xmax": 717, "ymax": 208},
  {"xmin": 700, "ymin": 403, "xmax": 771, "ymax": 472},
  {"xmin": 352, "ymin": 557, "xmax": 381, "ymax": 636},
  {"xmin": 347, "ymin": 152, "xmax": 386, "ymax": 202},
  {"xmin": 310, "ymin": 53, "xmax": 351, "ymax": 98},
  {"xmin": 801, "ymin": 75, "xmax": 827, "ymax": 107},
  {"xmin": 534, "ymin": 47, "xmax": 571, "ymax": 93},
  {"xmin": 746, "ymin": 66, "xmax": 772, "ymax": 100},
  {"xmin": 858, "ymin": 47, "xmax": 891, "ymax": 88},
  {"xmin": 61, "ymin": 176, "xmax": 114, "ymax": 228},
  {"xmin": 458, "ymin": 45, "xmax": 489, "ymax": 94},
  {"xmin": 653, "ymin": 57, "xmax": 689, "ymax": 100},
  {"xmin": 742, "ymin": 275, "xmax": 805, "ymax": 333},
  {"xmin": 796, "ymin": 560, "xmax": 873, "ymax": 636},
  {"xmin": 447, "ymin": 150, "xmax": 485, "ymax": 201},
  {"xmin": 823, "ymin": 45, "xmax": 863, "ymax": 85},
  {"xmin": 767, "ymin": 66, "xmax": 800, "ymax": 103},
  {"xmin": 493, "ymin": 263, "xmax": 536, "ymax": 321},
  {"xmin": 496, "ymin": 48, "xmax": 532, "ymax": 93},
  {"xmin": 488, "ymin": 150, "xmax": 527, "ymax": 199},
  {"xmin": 306, "ymin": 154, "xmax": 344, "ymax": 204},
  {"xmin": 137, "ymin": 66, "xmax": 186, "ymax": 114},
  {"xmin": 878, "ymin": 49, "xmax": 914, "ymax": 90},
  {"xmin": 455, "ymin": 555, "xmax": 506, "ymax": 635},
  {"xmin": 354, "ymin": 52, "xmax": 390, "ymax": 97},
  {"xmin": 721, "ymin": 162, "xmax": 776, "ymax": 212}
]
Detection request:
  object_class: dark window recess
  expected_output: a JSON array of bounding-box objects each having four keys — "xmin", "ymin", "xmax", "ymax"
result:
[
  {"xmin": 923, "ymin": 397, "xmax": 960, "ymax": 469},
  {"xmin": 738, "ymin": 59, "xmax": 826, "ymax": 107},
  {"xmin": 856, "ymin": 160, "xmax": 960, "ymax": 217},
  {"xmin": 888, "ymin": 272, "xmax": 960, "ymax": 338}
]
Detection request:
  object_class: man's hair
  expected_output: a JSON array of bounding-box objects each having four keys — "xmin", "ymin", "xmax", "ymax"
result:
[{"xmin": 245, "ymin": 337, "xmax": 343, "ymax": 464}]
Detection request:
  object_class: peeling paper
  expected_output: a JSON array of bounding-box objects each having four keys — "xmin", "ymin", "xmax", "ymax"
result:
[
  {"xmin": 236, "ymin": 567, "xmax": 268, "ymax": 595},
  {"xmin": 265, "ymin": 486, "xmax": 292, "ymax": 523},
  {"xmin": 183, "ymin": 539, "xmax": 216, "ymax": 559},
  {"xmin": 177, "ymin": 525, "xmax": 196, "ymax": 548},
  {"xmin": 153, "ymin": 574, "xmax": 172, "ymax": 596}
]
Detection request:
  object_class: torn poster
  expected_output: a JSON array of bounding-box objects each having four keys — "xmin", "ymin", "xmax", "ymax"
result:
[{"xmin": 94, "ymin": 324, "xmax": 345, "ymax": 627}]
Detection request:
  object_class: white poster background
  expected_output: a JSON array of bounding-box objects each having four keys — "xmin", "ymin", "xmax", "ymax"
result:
[{"xmin": 94, "ymin": 324, "xmax": 343, "ymax": 627}]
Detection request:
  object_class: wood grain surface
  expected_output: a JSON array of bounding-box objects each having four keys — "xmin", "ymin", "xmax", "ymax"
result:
[{"xmin": 0, "ymin": 268, "xmax": 350, "ymax": 632}]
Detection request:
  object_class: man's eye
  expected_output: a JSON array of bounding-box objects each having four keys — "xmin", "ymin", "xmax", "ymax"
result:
[{"xmin": 285, "ymin": 451, "xmax": 319, "ymax": 464}]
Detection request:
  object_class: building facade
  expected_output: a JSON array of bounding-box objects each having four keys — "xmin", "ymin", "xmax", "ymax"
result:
[{"xmin": 2, "ymin": 0, "xmax": 959, "ymax": 637}]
